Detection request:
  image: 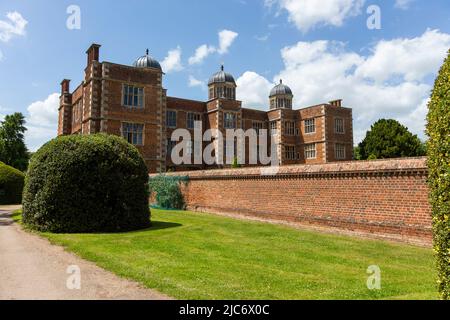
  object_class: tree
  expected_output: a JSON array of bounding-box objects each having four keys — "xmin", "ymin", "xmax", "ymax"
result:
[
  {"xmin": 426, "ymin": 50, "xmax": 450, "ymax": 299},
  {"xmin": 358, "ymin": 119, "xmax": 426, "ymax": 160},
  {"xmin": 0, "ymin": 113, "xmax": 29, "ymax": 171}
]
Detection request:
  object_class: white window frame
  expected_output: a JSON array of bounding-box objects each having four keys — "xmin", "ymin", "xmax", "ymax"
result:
[
  {"xmin": 304, "ymin": 118, "xmax": 316, "ymax": 134},
  {"xmin": 304, "ymin": 143, "xmax": 317, "ymax": 160}
]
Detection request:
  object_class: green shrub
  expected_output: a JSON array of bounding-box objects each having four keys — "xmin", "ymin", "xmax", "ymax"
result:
[
  {"xmin": 426, "ymin": 50, "xmax": 450, "ymax": 300},
  {"xmin": 0, "ymin": 161, "xmax": 24, "ymax": 204},
  {"xmin": 22, "ymin": 134, "xmax": 150, "ymax": 233},
  {"xmin": 149, "ymin": 175, "xmax": 188, "ymax": 210}
]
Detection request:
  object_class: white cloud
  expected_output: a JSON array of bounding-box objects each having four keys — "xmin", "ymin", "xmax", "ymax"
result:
[
  {"xmin": 188, "ymin": 44, "xmax": 216, "ymax": 65},
  {"xmin": 266, "ymin": 0, "xmax": 365, "ymax": 33},
  {"xmin": 0, "ymin": 49, "xmax": 3, "ymax": 61},
  {"xmin": 0, "ymin": 11, "xmax": 28, "ymax": 42},
  {"xmin": 25, "ymin": 93, "xmax": 59, "ymax": 151},
  {"xmin": 188, "ymin": 29, "xmax": 239, "ymax": 65},
  {"xmin": 161, "ymin": 46, "xmax": 183, "ymax": 73},
  {"xmin": 237, "ymin": 30, "xmax": 450, "ymax": 143},
  {"xmin": 395, "ymin": 0, "xmax": 414, "ymax": 10},
  {"xmin": 236, "ymin": 71, "xmax": 273, "ymax": 109},
  {"xmin": 188, "ymin": 75, "xmax": 205, "ymax": 88},
  {"xmin": 218, "ymin": 30, "xmax": 239, "ymax": 54},
  {"xmin": 356, "ymin": 29, "xmax": 450, "ymax": 83}
]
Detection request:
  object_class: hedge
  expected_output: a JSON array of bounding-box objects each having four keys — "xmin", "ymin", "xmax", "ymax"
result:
[
  {"xmin": 22, "ymin": 134, "xmax": 150, "ymax": 233},
  {"xmin": 426, "ymin": 49, "xmax": 450, "ymax": 300},
  {"xmin": 0, "ymin": 161, "xmax": 24, "ymax": 204}
]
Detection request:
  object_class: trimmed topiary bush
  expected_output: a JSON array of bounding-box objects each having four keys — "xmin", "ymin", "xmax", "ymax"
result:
[
  {"xmin": 0, "ymin": 161, "xmax": 24, "ymax": 204},
  {"xmin": 149, "ymin": 175, "xmax": 188, "ymax": 210},
  {"xmin": 22, "ymin": 134, "xmax": 150, "ymax": 233},
  {"xmin": 426, "ymin": 49, "xmax": 450, "ymax": 300}
]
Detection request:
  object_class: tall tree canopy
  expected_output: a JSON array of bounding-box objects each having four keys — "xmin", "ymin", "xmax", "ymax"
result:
[
  {"xmin": 0, "ymin": 113, "xmax": 29, "ymax": 171},
  {"xmin": 357, "ymin": 119, "xmax": 426, "ymax": 160},
  {"xmin": 426, "ymin": 50, "xmax": 450, "ymax": 300}
]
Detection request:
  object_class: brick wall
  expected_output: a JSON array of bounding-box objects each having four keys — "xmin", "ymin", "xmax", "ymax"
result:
[{"xmin": 160, "ymin": 157, "xmax": 432, "ymax": 246}]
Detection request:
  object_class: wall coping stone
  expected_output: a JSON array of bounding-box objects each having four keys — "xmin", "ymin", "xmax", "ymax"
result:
[{"xmin": 150, "ymin": 157, "xmax": 428, "ymax": 180}]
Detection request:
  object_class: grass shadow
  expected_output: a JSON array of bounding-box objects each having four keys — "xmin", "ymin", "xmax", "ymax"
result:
[
  {"xmin": 123, "ymin": 220, "xmax": 183, "ymax": 235},
  {"xmin": 150, "ymin": 220, "xmax": 182, "ymax": 231}
]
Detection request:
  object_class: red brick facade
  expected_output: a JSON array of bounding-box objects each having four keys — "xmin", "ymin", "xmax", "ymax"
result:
[
  {"xmin": 58, "ymin": 44, "xmax": 354, "ymax": 173},
  {"xmin": 161, "ymin": 157, "xmax": 432, "ymax": 246}
]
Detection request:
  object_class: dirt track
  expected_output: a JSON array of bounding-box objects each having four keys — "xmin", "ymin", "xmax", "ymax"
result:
[{"xmin": 0, "ymin": 206, "xmax": 171, "ymax": 300}]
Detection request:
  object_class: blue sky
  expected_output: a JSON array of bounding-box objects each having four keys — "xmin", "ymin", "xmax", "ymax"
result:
[{"xmin": 0, "ymin": 0, "xmax": 449, "ymax": 150}]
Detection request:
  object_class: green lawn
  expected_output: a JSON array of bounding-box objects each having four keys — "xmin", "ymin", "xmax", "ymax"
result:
[{"xmin": 12, "ymin": 209, "xmax": 438, "ymax": 300}]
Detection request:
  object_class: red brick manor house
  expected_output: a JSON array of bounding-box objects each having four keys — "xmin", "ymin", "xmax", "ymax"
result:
[{"xmin": 58, "ymin": 44, "xmax": 354, "ymax": 173}]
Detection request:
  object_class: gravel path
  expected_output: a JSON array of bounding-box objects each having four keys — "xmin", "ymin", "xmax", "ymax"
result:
[{"xmin": 0, "ymin": 207, "xmax": 171, "ymax": 300}]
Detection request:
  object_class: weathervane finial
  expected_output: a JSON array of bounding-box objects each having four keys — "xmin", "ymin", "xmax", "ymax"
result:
[
  {"xmin": 146, "ymin": 49, "xmax": 149, "ymax": 55},
  {"xmin": 221, "ymin": 64, "xmax": 224, "ymax": 71}
]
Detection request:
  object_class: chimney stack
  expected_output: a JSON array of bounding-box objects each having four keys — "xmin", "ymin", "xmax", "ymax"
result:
[
  {"xmin": 86, "ymin": 43, "xmax": 101, "ymax": 66},
  {"xmin": 61, "ymin": 79, "xmax": 71, "ymax": 94},
  {"xmin": 329, "ymin": 99, "xmax": 342, "ymax": 107}
]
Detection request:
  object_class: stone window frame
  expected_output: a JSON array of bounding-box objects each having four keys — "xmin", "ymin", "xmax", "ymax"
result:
[
  {"xmin": 72, "ymin": 99, "xmax": 82, "ymax": 125},
  {"xmin": 270, "ymin": 121, "xmax": 278, "ymax": 136},
  {"xmin": 335, "ymin": 143, "xmax": 346, "ymax": 159},
  {"xmin": 166, "ymin": 138, "xmax": 177, "ymax": 156},
  {"xmin": 252, "ymin": 121, "xmax": 264, "ymax": 135},
  {"xmin": 285, "ymin": 145, "xmax": 296, "ymax": 160},
  {"xmin": 285, "ymin": 121, "xmax": 295, "ymax": 136},
  {"xmin": 187, "ymin": 112, "xmax": 202, "ymax": 130},
  {"xmin": 121, "ymin": 122, "xmax": 144, "ymax": 146},
  {"xmin": 122, "ymin": 84, "xmax": 144, "ymax": 109},
  {"xmin": 186, "ymin": 140, "xmax": 193, "ymax": 156},
  {"xmin": 304, "ymin": 143, "xmax": 317, "ymax": 160},
  {"xmin": 166, "ymin": 110, "xmax": 177, "ymax": 128},
  {"xmin": 335, "ymin": 117, "xmax": 345, "ymax": 134},
  {"xmin": 304, "ymin": 118, "xmax": 316, "ymax": 134},
  {"xmin": 224, "ymin": 112, "xmax": 237, "ymax": 129}
]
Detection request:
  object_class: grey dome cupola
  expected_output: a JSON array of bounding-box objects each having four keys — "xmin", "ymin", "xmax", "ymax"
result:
[
  {"xmin": 270, "ymin": 79, "xmax": 292, "ymax": 97},
  {"xmin": 269, "ymin": 80, "xmax": 293, "ymax": 110},
  {"xmin": 133, "ymin": 49, "xmax": 162, "ymax": 71},
  {"xmin": 208, "ymin": 65, "xmax": 236, "ymax": 85},
  {"xmin": 208, "ymin": 65, "xmax": 237, "ymax": 100}
]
